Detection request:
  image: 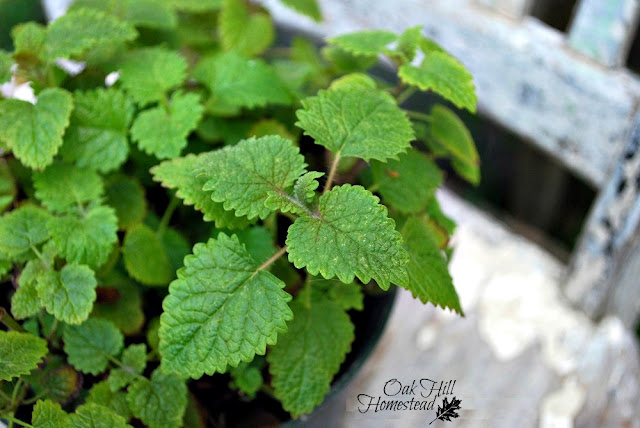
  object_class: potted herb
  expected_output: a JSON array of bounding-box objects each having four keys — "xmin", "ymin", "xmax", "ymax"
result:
[{"xmin": 0, "ymin": 0, "xmax": 479, "ymax": 426}]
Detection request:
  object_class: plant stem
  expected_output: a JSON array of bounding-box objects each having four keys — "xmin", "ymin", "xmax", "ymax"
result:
[
  {"xmin": 396, "ymin": 87, "xmax": 417, "ymax": 104},
  {"xmin": 406, "ymin": 110, "xmax": 432, "ymax": 122},
  {"xmin": 29, "ymin": 245, "xmax": 50, "ymax": 270},
  {"xmin": 1, "ymin": 414, "xmax": 33, "ymax": 428},
  {"xmin": 280, "ymin": 211, "xmax": 297, "ymax": 222},
  {"xmin": 10, "ymin": 379, "xmax": 23, "ymax": 410},
  {"xmin": 366, "ymin": 182, "xmax": 381, "ymax": 193},
  {"xmin": 146, "ymin": 349, "xmax": 159, "ymax": 361},
  {"xmin": 0, "ymin": 388, "xmax": 11, "ymax": 403},
  {"xmin": 45, "ymin": 319, "xmax": 59, "ymax": 342},
  {"xmin": 259, "ymin": 384, "xmax": 276, "ymax": 398},
  {"xmin": 303, "ymin": 277, "xmax": 312, "ymax": 309},
  {"xmin": 275, "ymin": 191, "xmax": 313, "ymax": 218},
  {"xmin": 257, "ymin": 246, "xmax": 287, "ymax": 272},
  {"xmin": 323, "ymin": 151, "xmax": 341, "ymax": 194},
  {"xmin": 105, "ymin": 354, "xmax": 146, "ymax": 382},
  {"xmin": 0, "ymin": 308, "xmax": 26, "ymax": 333},
  {"xmin": 157, "ymin": 196, "xmax": 180, "ymax": 238},
  {"xmin": 21, "ymin": 390, "xmax": 48, "ymax": 406}
]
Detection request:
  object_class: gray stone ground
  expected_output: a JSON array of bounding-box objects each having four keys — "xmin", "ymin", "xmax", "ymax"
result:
[{"xmin": 333, "ymin": 190, "xmax": 640, "ymax": 427}]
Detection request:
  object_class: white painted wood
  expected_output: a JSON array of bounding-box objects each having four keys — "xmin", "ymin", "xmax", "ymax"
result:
[
  {"xmin": 475, "ymin": 0, "xmax": 533, "ymax": 18},
  {"xmin": 569, "ymin": 0, "xmax": 640, "ymax": 67}
]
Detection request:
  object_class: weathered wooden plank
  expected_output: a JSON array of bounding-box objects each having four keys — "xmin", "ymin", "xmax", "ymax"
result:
[
  {"xmin": 475, "ymin": 0, "xmax": 533, "ymax": 18},
  {"xmin": 565, "ymin": 113, "xmax": 640, "ymax": 325},
  {"xmin": 568, "ymin": 0, "xmax": 640, "ymax": 67},
  {"xmin": 607, "ymin": 228, "xmax": 640, "ymax": 328},
  {"xmin": 262, "ymin": 0, "xmax": 640, "ymax": 187}
]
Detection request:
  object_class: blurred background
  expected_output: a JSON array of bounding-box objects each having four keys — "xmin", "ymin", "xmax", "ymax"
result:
[{"xmin": 2, "ymin": 0, "xmax": 640, "ymax": 426}]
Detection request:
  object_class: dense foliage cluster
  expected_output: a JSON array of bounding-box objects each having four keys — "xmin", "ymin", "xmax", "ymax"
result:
[{"xmin": 0, "ymin": 0, "xmax": 479, "ymax": 426}]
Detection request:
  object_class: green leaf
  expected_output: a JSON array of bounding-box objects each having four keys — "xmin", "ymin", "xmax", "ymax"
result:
[
  {"xmin": 370, "ymin": 149, "xmax": 442, "ymax": 213},
  {"xmin": 287, "ymin": 184, "xmax": 409, "ymax": 289},
  {"xmin": 296, "ymin": 83, "xmax": 414, "ymax": 161},
  {"xmin": 91, "ymin": 272, "xmax": 145, "ymax": 335},
  {"xmin": 48, "ymin": 206, "xmax": 118, "ymax": 268},
  {"xmin": 452, "ymin": 157, "xmax": 480, "ymax": 186},
  {"xmin": 160, "ymin": 0, "xmax": 222, "ymax": 12},
  {"xmin": 0, "ymin": 88, "xmax": 73, "ymax": 169},
  {"xmin": 38, "ymin": 365, "xmax": 81, "ymax": 404},
  {"xmin": 43, "ymin": 8, "xmax": 137, "ymax": 60},
  {"xmin": 116, "ymin": 47, "xmax": 187, "ymax": 105},
  {"xmin": 193, "ymin": 52, "xmax": 293, "ymax": 111},
  {"xmin": 229, "ymin": 359, "xmax": 264, "ymax": 398},
  {"xmin": 426, "ymin": 196, "xmax": 456, "ymax": 237},
  {"xmin": 122, "ymin": 0, "xmax": 177, "ymax": 29},
  {"xmin": 130, "ymin": 91, "xmax": 203, "ymax": 159},
  {"xmin": 399, "ymin": 51, "xmax": 477, "ymax": 113},
  {"xmin": 395, "ymin": 25, "xmax": 423, "ymax": 62},
  {"xmin": 161, "ymin": 227, "xmax": 192, "ymax": 276},
  {"xmin": 264, "ymin": 171, "xmax": 323, "ymax": 215},
  {"xmin": 401, "ymin": 216, "xmax": 463, "ymax": 314},
  {"xmin": 126, "ymin": 369, "xmax": 187, "ymax": 428},
  {"xmin": 328, "ymin": 72, "xmax": 377, "ymax": 90},
  {"xmin": 294, "ymin": 171, "xmax": 324, "ymax": 204},
  {"xmin": 61, "ymin": 89, "xmax": 134, "ymax": 173},
  {"xmin": 72, "ymin": 0, "xmax": 177, "ymax": 30},
  {"xmin": 12, "ymin": 22, "xmax": 46, "ymax": 57},
  {"xmin": 63, "ymin": 318, "xmax": 124, "ymax": 375},
  {"xmin": 429, "ymin": 105, "xmax": 477, "ymax": 164},
  {"xmin": 32, "ymin": 399, "xmax": 132, "ymax": 428},
  {"xmin": 0, "ymin": 159, "xmax": 16, "ymax": 212},
  {"xmin": 219, "ymin": 0, "xmax": 274, "ymax": 57},
  {"xmin": 12, "ymin": 244, "xmax": 56, "ymax": 319},
  {"xmin": 429, "ymin": 105, "xmax": 480, "ymax": 185},
  {"xmin": 0, "ymin": 331, "xmax": 48, "ymax": 381},
  {"xmin": 310, "ymin": 278, "xmax": 364, "ymax": 311},
  {"xmin": 159, "ymin": 234, "xmax": 293, "ymax": 378},
  {"xmin": 146, "ymin": 317, "xmax": 160, "ymax": 353},
  {"xmin": 34, "ymin": 162, "xmax": 103, "ymax": 213},
  {"xmin": 37, "ymin": 263, "xmax": 97, "ymax": 324},
  {"xmin": 248, "ymin": 119, "xmax": 296, "ymax": 141},
  {"xmin": 279, "ymin": 0, "xmax": 322, "ymax": 21},
  {"xmin": 122, "ymin": 224, "xmax": 173, "ymax": 286},
  {"xmin": 196, "ymin": 116, "xmax": 253, "ymax": 145},
  {"xmin": 108, "ymin": 344, "xmax": 146, "ymax": 391},
  {"xmin": 70, "ymin": 402, "xmax": 132, "ymax": 428},
  {"xmin": 322, "ymin": 45, "xmax": 377, "ymax": 74},
  {"xmin": 329, "ymin": 30, "xmax": 397, "ymax": 56},
  {"xmin": 12, "ymin": 269, "xmax": 43, "ymax": 319},
  {"xmin": 268, "ymin": 296, "xmax": 354, "ymax": 417},
  {"xmin": 0, "ymin": 204, "xmax": 51, "ymax": 256},
  {"xmin": 32, "ymin": 400, "xmax": 68, "ymax": 428},
  {"xmin": 232, "ymin": 226, "xmax": 275, "ymax": 265},
  {"xmin": 104, "ymin": 176, "xmax": 146, "ymax": 230},
  {"xmin": 86, "ymin": 381, "xmax": 131, "ymax": 421},
  {"xmin": 151, "ymin": 153, "xmax": 252, "ymax": 228},
  {"xmin": 0, "ymin": 50, "xmax": 12, "ymax": 83},
  {"xmin": 202, "ymin": 136, "xmax": 307, "ymax": 220}
]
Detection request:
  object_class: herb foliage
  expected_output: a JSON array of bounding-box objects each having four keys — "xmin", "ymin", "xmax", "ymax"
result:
[{"xmin": 0, "ymin": 0, "xmax": 478, "ymax": 424}]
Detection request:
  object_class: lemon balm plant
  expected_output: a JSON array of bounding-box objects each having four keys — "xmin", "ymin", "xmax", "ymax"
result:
[{"xmin": 0, "ymin": 0, "xmax": 479, "ymax": 426}]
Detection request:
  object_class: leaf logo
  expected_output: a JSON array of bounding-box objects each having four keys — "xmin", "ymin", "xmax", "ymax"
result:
[{"xmin": 429, "ymin": 396, "xmax": 462, "ymax": 425}]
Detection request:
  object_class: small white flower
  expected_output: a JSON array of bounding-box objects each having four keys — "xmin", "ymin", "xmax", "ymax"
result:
[
  {"xmin": 105, "ymin": 71, "xmax": 121, "ymax": 87},
  {"xmin": 0, "ymin": 77, "xmax": 37, "ymax": 104},
  {"xmin": 55, "ymin": 58, "xmax": 86, "ymax": 76}
]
